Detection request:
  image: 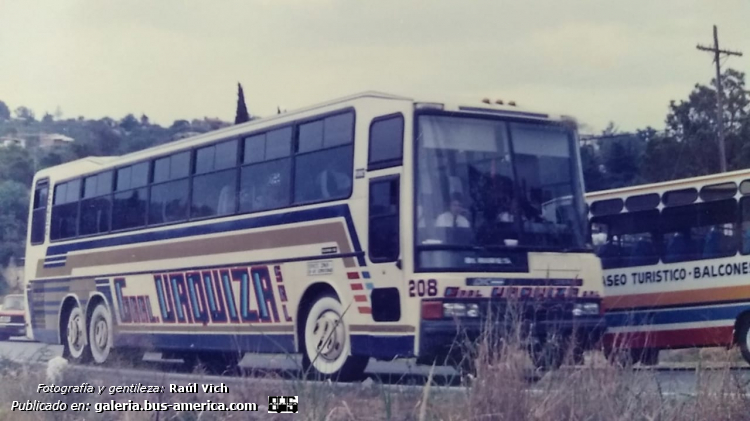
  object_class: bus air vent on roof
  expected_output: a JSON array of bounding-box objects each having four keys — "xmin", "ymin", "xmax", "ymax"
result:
[{"xmin": 457, "ymin": 106, "xmax": 548, "ymax": 119}]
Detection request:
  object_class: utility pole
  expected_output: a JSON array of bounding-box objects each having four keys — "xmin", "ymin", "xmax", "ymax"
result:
[{"xmin": 697, "ymin": 25, "xmax": 743, "ymax": 173}]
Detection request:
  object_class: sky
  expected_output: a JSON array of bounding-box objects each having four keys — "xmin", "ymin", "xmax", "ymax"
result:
[{"xmin": 0, "ymin": 1, "xmax": 748, "ymax": 134}]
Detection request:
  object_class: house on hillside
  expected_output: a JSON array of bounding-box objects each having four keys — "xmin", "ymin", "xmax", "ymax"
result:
[
  {"xmin": 38, "ymin": 133, "xmax": 74, "ymax": 149},
  {"xmin": 0, "ymin": 136, "xmax": 27, "ymax": 149}
]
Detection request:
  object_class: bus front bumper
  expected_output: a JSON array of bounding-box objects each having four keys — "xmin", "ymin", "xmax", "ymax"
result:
[{"xmin": 416, "ymin": 315, "xmax": 606, "ymax": 363}]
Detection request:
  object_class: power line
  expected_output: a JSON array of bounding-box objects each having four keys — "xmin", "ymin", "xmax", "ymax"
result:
[{"xmin": 696, "ymin": 24, "xmax": 743, "ymax": 173}]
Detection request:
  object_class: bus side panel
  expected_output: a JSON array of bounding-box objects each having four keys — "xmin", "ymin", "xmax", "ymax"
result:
[
  {"xmin": 601, "ymin": 259, "xmax": 749, "ymax": 350},
  {"xmin": 26, "ymin": 279, "xmax": 94, "ymax": 345}
]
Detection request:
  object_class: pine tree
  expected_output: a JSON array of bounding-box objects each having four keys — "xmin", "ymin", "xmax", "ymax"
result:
[{"xmin": 235, "ymin": 83, "xmax": 250, "ymax": 124}]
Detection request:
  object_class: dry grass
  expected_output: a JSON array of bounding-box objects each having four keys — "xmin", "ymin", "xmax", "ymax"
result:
[{"xmin": 0, "ymin": 339, "xmax": 749, "ymax": 420}]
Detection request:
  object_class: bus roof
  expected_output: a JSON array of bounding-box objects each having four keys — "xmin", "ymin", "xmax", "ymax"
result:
[
  {"xmin": 586, "ymin": 167, "xmax": 750, "ymax": 201},
  {"xmin": 33, "ymin": 90, "xmax": 570, "ymax": 182}
]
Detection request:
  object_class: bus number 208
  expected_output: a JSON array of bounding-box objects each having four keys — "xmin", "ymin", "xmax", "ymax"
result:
[{"xmin": 409, "ymin": 279, "xmax": 438, "ymax": 297}]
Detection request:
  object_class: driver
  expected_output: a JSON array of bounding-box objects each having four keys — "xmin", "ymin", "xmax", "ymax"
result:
[{"xmin": 435, "ymin": 192, "xmax": 470, "ymax": 228}]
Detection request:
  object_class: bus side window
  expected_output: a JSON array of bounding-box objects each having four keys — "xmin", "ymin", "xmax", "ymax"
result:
[
  {"xmin": 593, "ymin": 210, "xmax": 659, "ymax": 269},
  {"xmin": 30, "ymin": 180, "xmax": 49, "ymax": 244},
  {"xmin": 739, "ymin": 197, "xmax": 750, "ymax": 255},
  {"xmin": 368, "ymin": 176, "xmax": 400, "ymax": 263},
  {"xmin": 368, "ymin": 114, "xmax": 404, "ymax": 171},
  {"xmin": 293, "ymin": 112, "xmax": 355, "ymax": 204},
  {"xmin": 591, "ymin": 219, "xmax": 622, "ymax": 269},
  {"xmin": 661, "ymin": 199, "xmax": 737, "ymax": 263}
]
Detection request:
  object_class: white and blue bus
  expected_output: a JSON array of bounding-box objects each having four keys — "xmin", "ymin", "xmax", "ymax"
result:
[
  {"xmin": 24, "ymin": 92, "xmax": 604, "ymax": 379},
  {"xmin": 588, "ymin": 170, "xmax": 750, "ymax": 365}
]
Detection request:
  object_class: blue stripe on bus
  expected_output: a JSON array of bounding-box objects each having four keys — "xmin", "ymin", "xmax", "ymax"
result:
[
  {"xmin": 605, "ymin": 303, "xmax": 750, "ymax": 328},
  {"xmin": 31, "ymin": 286, "xmax": 70, "ymax": 293},
  {"xmin": 96, "ymin": 285, "xmax": 115, "ymax": 309},
  {"xmin": 43, "ymin": 262, "xmax": 67, "ymax": 268},
  {"xmin": 45, "ymin": 204, "xmax": 366, "ymax": 266},
  {"xmin": 113, "ymin": 332, "xmax": 296, "ymax": 353},
  {"xmin": 31, "ymin": 279, "xmax": 70, "ymax": 285}
]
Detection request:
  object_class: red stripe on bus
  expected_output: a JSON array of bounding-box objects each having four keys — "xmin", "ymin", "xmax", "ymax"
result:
[
  {"xmin": 347, "ymin": 272, "xmax": 360, "ymax": 280},
  {"xmin": 603, "ymin": 326, "xmax": 733, "ymax": 349},
  {"xmin": 604, "ymin": 284, "xmax": 750, "ymax": 311},
  {"xmin": 354, "ymin": 295, "xmax": 368, "ymax": 302},
  {"xmin": 351, "ymin": 284, "xmax": 364, "ymax": 290},
  {"xmin": 358, "ymin": 307, "xmax": 372, "ymax": 314}
]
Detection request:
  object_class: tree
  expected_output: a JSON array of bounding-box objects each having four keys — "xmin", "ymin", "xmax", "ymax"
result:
[
  {"xmin": 663, "ymin": 68, "xmax": 750, "ymax": 177},
  {"xmin": 600, "ymin": 135, "xmax": 643, "ymax": 189},
  {"xmin": 170, "ymin": 119, "xmax": 191, "ymax": 131},
  {"xmin": 235, "ymin": 83, "xmax": 250, "ymax": 124},
  {"xmin": 119, "ymin": 114, "xmax": 140, "ymax": 132},
  {"xmin": 0, "ymin": 181, "xmax": 29, "ymax": 266},
  {"xmin": 14, "ymin": 106, "xmax": 35, "ymax": 122},
  {"xmin": 0, "ymin": 145, "xmax": 35, "ymax": 185},
  {"xmin": 0, "ymin": 101, "xmax": 10, "ymax": 121},
  {"xmin": 580, "ymin": 144, "xmax": 606, "ymax": 192}
]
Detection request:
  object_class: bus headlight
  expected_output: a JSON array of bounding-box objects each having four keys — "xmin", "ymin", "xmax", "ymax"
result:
[
  {"xmin": 443, "ymin": 303, "xmax": 480, "ymax": 318},
  {"xmin": 573, "ymin": 303, "xmax": 599, "ymax": 317}
]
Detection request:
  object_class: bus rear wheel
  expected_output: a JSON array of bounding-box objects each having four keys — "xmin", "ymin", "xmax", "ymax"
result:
[
  {"xmin": 301, "ymin": 294, "xmax": 368, "ymax": 381},
  {"xmin": 88, "ymin": 303, "xmax": 114, "ymax": 365},
  {"xmin": 63, "ymin": 305, "xmax": 91, "ymax": 363}
]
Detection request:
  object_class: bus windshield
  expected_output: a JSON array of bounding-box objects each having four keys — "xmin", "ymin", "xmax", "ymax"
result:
[{"xmin": 415, "ymin": 114, "xmax": 587, "ymax": 270}]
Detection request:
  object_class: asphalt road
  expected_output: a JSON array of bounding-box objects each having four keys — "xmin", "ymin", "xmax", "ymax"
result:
[{"xmin": 1, "ymin": 337, "xmax": 748, "ymax": 397}]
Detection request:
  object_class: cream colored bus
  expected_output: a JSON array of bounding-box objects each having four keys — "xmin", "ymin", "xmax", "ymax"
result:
[{"xmin": 25, "ymin": 92, "xmax": 604, "ymax": 379}]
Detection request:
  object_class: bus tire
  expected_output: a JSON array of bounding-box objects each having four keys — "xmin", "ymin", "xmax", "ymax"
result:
[
  {"xmin": 63, "ymin": 305, "xmax": 91, "ymax": 363},
  {"xmin": 184, "ymin": 352, "xmax": 242, "ymax": 375},
  {"xmin": 631, "ymin": 348, "xmax": 659, "ymax": 366},
  {"xmin": 88, "ymin": 303, "xmax": 114, "ymax": 365},
  {"xmin": 301, "ymin": 294, "xmax": 367, "ymax": 381},
  {"xmin": 529, "ymin": 335, "xmax": 567, "ymax": 370},
  {"xmin": 738, "ymin": 318, "xmax": 750, "ymax": 365}
]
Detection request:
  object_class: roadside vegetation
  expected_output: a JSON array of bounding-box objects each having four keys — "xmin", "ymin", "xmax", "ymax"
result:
[{"xmin": 0, "ymin": 329, "xmax": 749, "ymax": 421}]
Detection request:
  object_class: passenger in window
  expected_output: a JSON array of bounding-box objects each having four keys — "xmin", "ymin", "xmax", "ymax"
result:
[
  {"xmin": 239, "ymin": 187, "xmax": 253, "ymax": 212},
  {"xmin": 497, "ymin": 196, "xmax": 515, "ymax": 223},
  {"xmin": 629, "ymin": 238, "xmax": 655, "ymax": 267},
  {"xmin": 319, "ymin": 168, "xmax": 351, "ymax": 199},
  {"xmin": 254, "ymin": 175, "xmax": 286, "ymax": 210},
  {"xmin": 436, "ymin": 192, "xmax": 470, "ymax": 228},
  {"xmin": 217, "ymin": 185, "xmax": 235, "ymax": 215},
  {"xmin": 417, "ymin": 205, "xmax": 426, "ymax": 228},
  {"xmin": 665, "ymin": 231, "xmax": 693, "ymax": 262},
  {"xmin": 597, "ymin": 235, "xmax": 621, "ymax": 268}
]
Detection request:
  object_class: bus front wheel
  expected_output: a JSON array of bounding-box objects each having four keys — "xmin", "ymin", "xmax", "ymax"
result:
[
  {"xmin": 63, "ymin": 305, "xmax": 91, "ymax": 363},
  {"xmin": 301, "ymin": 294, "xmax": 368, "ymax": 381},
  {"xmin": 88, "ymin": 303, "xmax": 114, "ymax": 365},
  {"xmin": 737, "ymin": 317, "xmax": 750, "ymax": 365}
]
